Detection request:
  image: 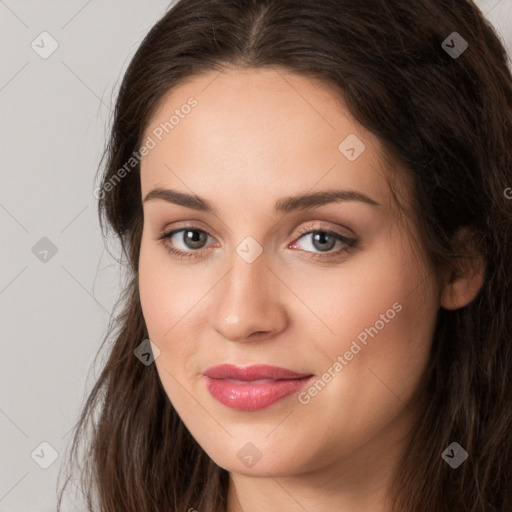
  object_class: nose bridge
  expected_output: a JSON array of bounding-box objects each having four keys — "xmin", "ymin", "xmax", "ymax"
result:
[{"xmin": 212, "ymin": 242, "xmax": 287, "ymax": 341}]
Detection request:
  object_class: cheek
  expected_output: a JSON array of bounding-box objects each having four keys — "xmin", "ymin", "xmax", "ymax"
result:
[
  {"xmin": 138, "ymin": 239, "xmax": 208, "ymax": 384},
  {"xmin": 289, "ymin": 227, "xmax": 436, "ymax": 361},
  {"xmin": 138, "ymin": 243, "xmax": 168, "ymax": 337},
  {"xmin": 295, "ymin": 235, "xmax": 437, "ymax": 440},
  {"xmin": 138, "ymin": 237, "xmax": 201, "ymax": 342}
]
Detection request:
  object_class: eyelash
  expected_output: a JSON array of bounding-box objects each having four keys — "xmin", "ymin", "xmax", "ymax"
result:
[{"xmin": 155, "ymin": 224, "xmax": 357, "ymax": 261}]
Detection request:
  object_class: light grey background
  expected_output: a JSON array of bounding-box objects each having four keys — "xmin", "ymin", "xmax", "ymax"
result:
[{"xmin": 1, "ymin": 1, "xmax": 511, "ymax": 510}]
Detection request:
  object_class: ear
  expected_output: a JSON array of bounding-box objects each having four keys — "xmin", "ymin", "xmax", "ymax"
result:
[{"xmin": 440, "ymin": 229, "xmax": 486, "ymax": 310}]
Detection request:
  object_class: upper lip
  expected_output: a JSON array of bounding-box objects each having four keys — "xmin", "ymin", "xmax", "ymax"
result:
[{"xmin": 202, "ymin": 364, "xmax": 313, "ymax": 381}]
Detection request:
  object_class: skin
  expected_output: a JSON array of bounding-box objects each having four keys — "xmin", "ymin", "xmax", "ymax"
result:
[{"xmin": 138, "ymin": 67, "xmax": 484, "ymax": 512}]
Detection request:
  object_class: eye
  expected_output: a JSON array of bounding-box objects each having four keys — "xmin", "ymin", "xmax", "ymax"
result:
[
  {"xmin": 156, "ymin": 227, "xmax": 213, "ymax": 260},
  {"xmin": 155, "ymin": 224, "xmax": 357, "ymax": 261},
  {"xmin": 290, "ymin": 226, "xmax": 357, "ymax": 259}
]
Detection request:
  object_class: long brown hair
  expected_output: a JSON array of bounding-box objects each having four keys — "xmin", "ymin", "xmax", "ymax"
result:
[{"xmin": 57, "ymin": 1, "xmax": 512, "ymax": 510}]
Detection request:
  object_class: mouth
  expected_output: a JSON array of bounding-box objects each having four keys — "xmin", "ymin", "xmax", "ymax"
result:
[{"xmin": 202, "ymin": 364, "xmax": 314, "ymax": 411}]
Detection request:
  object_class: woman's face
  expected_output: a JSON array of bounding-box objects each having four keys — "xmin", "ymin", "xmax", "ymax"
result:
[{"xmin": 138, "ymin": 67, "xmax": 440, "ymax": 478}]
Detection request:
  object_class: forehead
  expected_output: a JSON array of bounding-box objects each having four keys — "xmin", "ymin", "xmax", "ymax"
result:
[{"xmin": 140, "ymin": 67, "xmax": 395, "ymax": 210}]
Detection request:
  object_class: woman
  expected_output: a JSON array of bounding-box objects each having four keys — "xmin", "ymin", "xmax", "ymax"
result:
[{"xmin": 57, "ymin": 0, "xmax": 512, "ymax": 510}]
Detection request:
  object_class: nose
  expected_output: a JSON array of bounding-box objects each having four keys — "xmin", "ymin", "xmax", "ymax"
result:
[{"xmin": 211, "ymin": 253, "xmax": 288, "ymax": 343}]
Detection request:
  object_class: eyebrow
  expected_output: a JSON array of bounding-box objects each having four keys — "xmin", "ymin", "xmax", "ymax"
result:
[{"xmin": 143, "ymin": 187, "xmax": 380, "ymax": 214}]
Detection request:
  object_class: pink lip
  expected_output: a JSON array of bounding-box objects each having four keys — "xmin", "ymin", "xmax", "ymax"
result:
[{"xmin": 202, "ymin": 364, "xmax": 314, "ymax": 411}]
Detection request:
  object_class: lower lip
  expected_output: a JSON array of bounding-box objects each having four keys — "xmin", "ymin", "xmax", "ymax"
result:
[{"xmin": 202, "ymin": 375, "xmax": 314, "ymax": 411}]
